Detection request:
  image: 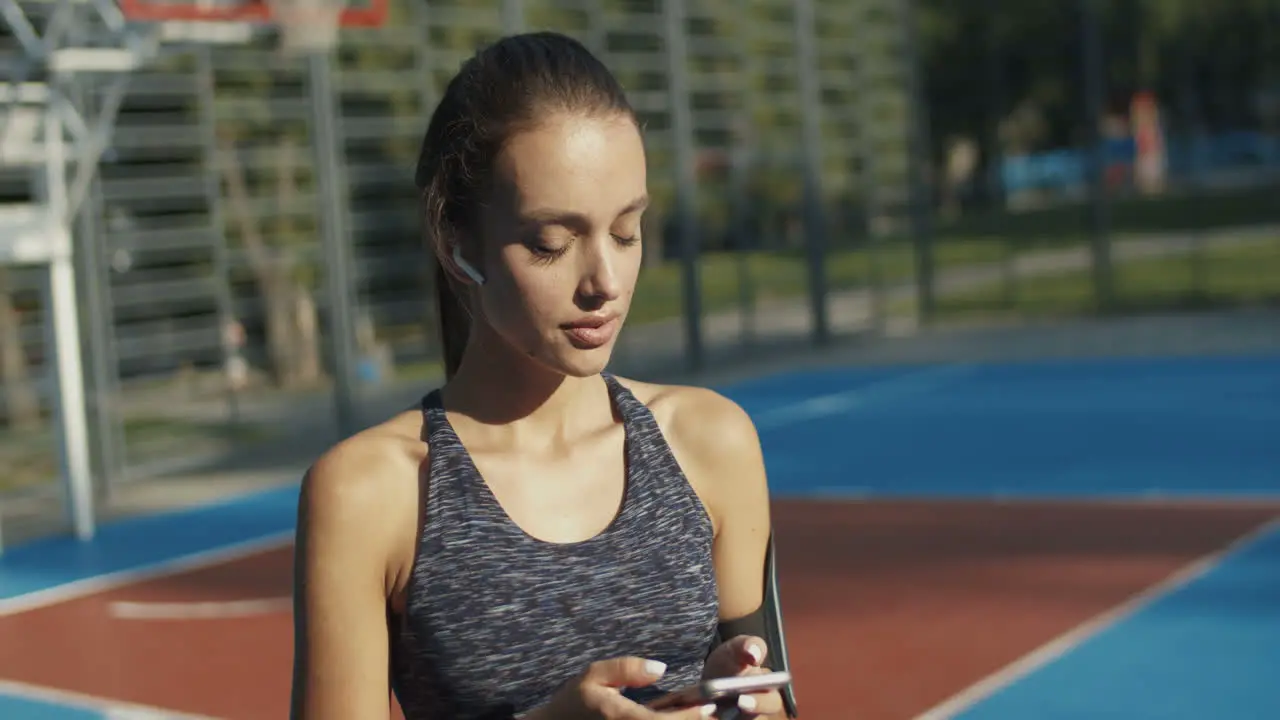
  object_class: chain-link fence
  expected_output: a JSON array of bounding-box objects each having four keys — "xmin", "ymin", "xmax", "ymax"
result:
[{"xmin": 2, "ymin": 0, "xmax": 1278, "ymax": 546}]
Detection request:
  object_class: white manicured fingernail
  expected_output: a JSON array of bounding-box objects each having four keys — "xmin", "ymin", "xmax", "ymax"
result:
[
  {"xmin": 746, "ymin": 643, "xmax": 764, "ymax": 665},
  {"xmin": 700, "ymin": 704, "xmax": 716, "ymax": 718},
  {"xmin": 738, "ymin": 694, "xmax": 758, "ymax": 711},
  {"xmin": 645, "ymin": 660, "xmax": 667, "ymax": 677}
]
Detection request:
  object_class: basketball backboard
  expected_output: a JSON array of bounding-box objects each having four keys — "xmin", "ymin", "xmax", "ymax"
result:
[
  {"xmin": 119, "ymin": 0, "xmax": 385, "ymax": 24},
  {"xmin": 120, "ymin": 0, "xmax": 387, "ymax": 38},
  {"xmin": 119, "ymin": 0, "xmax": 387, "ymax": 52}
]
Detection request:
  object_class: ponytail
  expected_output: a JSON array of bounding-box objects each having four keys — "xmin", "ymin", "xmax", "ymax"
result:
[{"xmin": 434, "ymin": 261, "xmax": 469, "ymax": 380}]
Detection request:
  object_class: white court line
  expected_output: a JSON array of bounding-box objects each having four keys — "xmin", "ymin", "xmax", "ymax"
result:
[
  {"xmin": 0, "ymin": 530, "xmax": 294, "ymax": 617},
  {"xmin": 754, "ymin": 364, "xmax": 974, "ymax": 430},
  {"xmin": 109, "ymin": 596, "xmax": 292, "ymax": 620},
  {"xmin": 913, "ymin": 516, "xmax": 1280, "ymax": 720},
  {"xmin": 0, "ymin": 678, "xmax": 216, "ymax": 719}
]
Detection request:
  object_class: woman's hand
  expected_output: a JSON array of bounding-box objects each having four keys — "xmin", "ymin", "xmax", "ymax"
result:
[
  {"xmin": 701, "ymin": 635, "xmax": 785, "ymax": 719},
  {"xmin": 522, "ymin": 657, "xmax": 717, "ymax": 720}
]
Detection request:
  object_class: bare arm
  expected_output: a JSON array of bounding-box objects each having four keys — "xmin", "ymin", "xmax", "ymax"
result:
[
  {"xmin": 668, "ymin": 387, "xmax": 783, "ymax": 719},
  {"xmin": 671, "ymin": 389, "xmax": 772, "ymax": 622},
  {"xmin": 290, "ymin": 442, "xmax": 413, "ymax": 720}
]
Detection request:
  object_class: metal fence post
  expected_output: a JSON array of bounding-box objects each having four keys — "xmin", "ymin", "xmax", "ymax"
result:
[
  {"xmin": 501, "ymin": 0, "xmax": 524, "ymax": 35},
  {"xmin": 983, "ymin": 0, "xmax": 1017, "ymax": 308},
  {"xmin": 728, "ymin": 8, "xmax": 758, "ymax": 348},
  {"xmin": 851, "ymin": 0, "xmax": 886, "ymax": 333},
  {"xmin": 409, "ymin": 0, "xmax": 442, "ymax": 361},
  {"xmin": 307, "ymin": 50, "xmax": 359, "ymax": 439},
  {"xmin": 1177, "ymin": 27, "xmax": 1208, "ymax": 294},
  {"xmin": 901, "ymin": 0, "xmax": 936, "ymax": 322},
  {"xmin": 663, "ymin": 0, "xmax": 704, "ymax": 371},
  {"xmin": 1080, "ymin": 0, "xmax": 1113, "ymax": 309},
  {"xmin": 793, "ymin": 0, "xmax": 830, "ymax": 345},
  {"xmin": 195, "ymin": 47, "xmax": 242, "ymax": 426}
]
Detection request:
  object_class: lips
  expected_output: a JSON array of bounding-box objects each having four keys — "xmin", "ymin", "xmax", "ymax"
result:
[{"xmin": 561, "ymin": 314, "xmax": 621, "ymax": 349}]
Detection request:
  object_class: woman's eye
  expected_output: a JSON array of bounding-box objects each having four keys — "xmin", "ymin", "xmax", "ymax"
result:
[
  {"xmin": 526, "ymin": 230, "xmax": 637, "ymax": 264},
  {"xmin": 528, "ymin": 232, "xmax": 570, "ymax": 263},
  {"xmin": 530, "ymin": 242, "xmax": 568, "ymax": 261}
]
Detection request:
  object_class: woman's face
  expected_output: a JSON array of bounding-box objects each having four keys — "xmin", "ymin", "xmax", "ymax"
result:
[{"xmin": 465, "ymin": 111, "xmax": 648, "ymax": 378}]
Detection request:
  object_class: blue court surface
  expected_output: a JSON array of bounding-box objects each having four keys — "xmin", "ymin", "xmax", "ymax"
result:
[{"xmin": 1, "ymin": 353, "xmax": 1277, "ymax": 718}]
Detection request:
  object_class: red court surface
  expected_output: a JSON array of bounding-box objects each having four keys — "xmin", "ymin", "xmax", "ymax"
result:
[{"xmin": 2, "ymin": 498, "xmax": 1277, "ymax": 719}]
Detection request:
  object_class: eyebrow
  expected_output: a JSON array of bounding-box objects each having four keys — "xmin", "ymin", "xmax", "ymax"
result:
[{"xmin": 523, "ymin": 194, "xmax": 650, "ymax": 227}]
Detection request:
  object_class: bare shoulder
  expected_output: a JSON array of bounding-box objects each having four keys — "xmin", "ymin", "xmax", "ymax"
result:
[
  {"xmin": 614, "ymin": 377, "xmax": 766, "ymax": 527},
  {"xmin": 621, "ymin": 378, "xmax": 760, "ymax": 453},
  {"xmin": 297, "ymin": 409, "xmax": 427, "ymax": 583},
  {"xmin": 303, "ymin": 412, "xmax": 424, "ymax": 517}
]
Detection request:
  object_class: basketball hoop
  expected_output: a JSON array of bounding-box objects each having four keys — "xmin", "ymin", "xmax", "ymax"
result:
[{"xmin": 117, "ymin": 0, "xmax": 388, "ymax": 55}]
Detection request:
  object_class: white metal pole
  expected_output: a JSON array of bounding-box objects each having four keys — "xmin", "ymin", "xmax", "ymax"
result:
[{"xmin": 43, "ymin": 92, "xmax": 96, "ymax": 541}]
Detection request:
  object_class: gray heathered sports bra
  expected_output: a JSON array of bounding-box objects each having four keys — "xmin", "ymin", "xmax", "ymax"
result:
[{"xmin": 389, "ymin": 373, "xmax": 720, "ymax": 719}]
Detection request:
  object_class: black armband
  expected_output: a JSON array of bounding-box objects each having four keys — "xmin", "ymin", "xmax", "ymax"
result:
[{"xmin": 710, "ymin": 533, "xmax": 799, "ymax": 718}]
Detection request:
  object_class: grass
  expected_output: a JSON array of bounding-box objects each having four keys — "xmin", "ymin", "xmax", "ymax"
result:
[
  {"xmin": 939, "ymin": 185, "xmax": 1280, "ymax": 243},
  {"xmin": 626, "ymin": 238, "xmax": 1009, "ymax": 326},
  {"xmin": 0, "ymin": 417, "xmax": 274, "ymax": 494},
  {"xmin": 919, "ymin": 239, "xmax": 1280, "ymax": 320}
]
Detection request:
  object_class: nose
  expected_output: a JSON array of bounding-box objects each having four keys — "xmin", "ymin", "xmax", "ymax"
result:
[{"xmin": 575, "ymin": 236, "xmax": 623, "ymax": 309}]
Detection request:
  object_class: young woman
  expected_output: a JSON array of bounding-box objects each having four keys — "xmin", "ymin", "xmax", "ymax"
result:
[{"xmin": 289, "ymin": 31, "xmax": 786, "ymax": 720}]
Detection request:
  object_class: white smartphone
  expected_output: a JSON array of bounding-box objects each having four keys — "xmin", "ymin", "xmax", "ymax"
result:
[{"xmin": 648, "ymin": 671, "xmax": 792, "ymax": 710}]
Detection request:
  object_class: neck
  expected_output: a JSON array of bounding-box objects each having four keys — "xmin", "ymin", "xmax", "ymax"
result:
[{"xmin": 441, "ymin": 323, "xmax": 608, "ymax": 445}]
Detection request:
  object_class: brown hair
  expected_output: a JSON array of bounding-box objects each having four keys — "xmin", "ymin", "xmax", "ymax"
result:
[{"xmin": 414, "ymin": 32, "xmax": 637, "ymax": 379}]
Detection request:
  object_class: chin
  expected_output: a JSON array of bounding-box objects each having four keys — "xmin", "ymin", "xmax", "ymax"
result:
[{"xmin": 549, "ymin": 345, "xmax": 616, "ymax": 378}]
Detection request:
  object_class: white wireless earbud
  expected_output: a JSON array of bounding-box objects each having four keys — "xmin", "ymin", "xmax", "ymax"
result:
[{"xmin": 452, "ymin": 244, "xmax": 486, "ymax": 285}]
